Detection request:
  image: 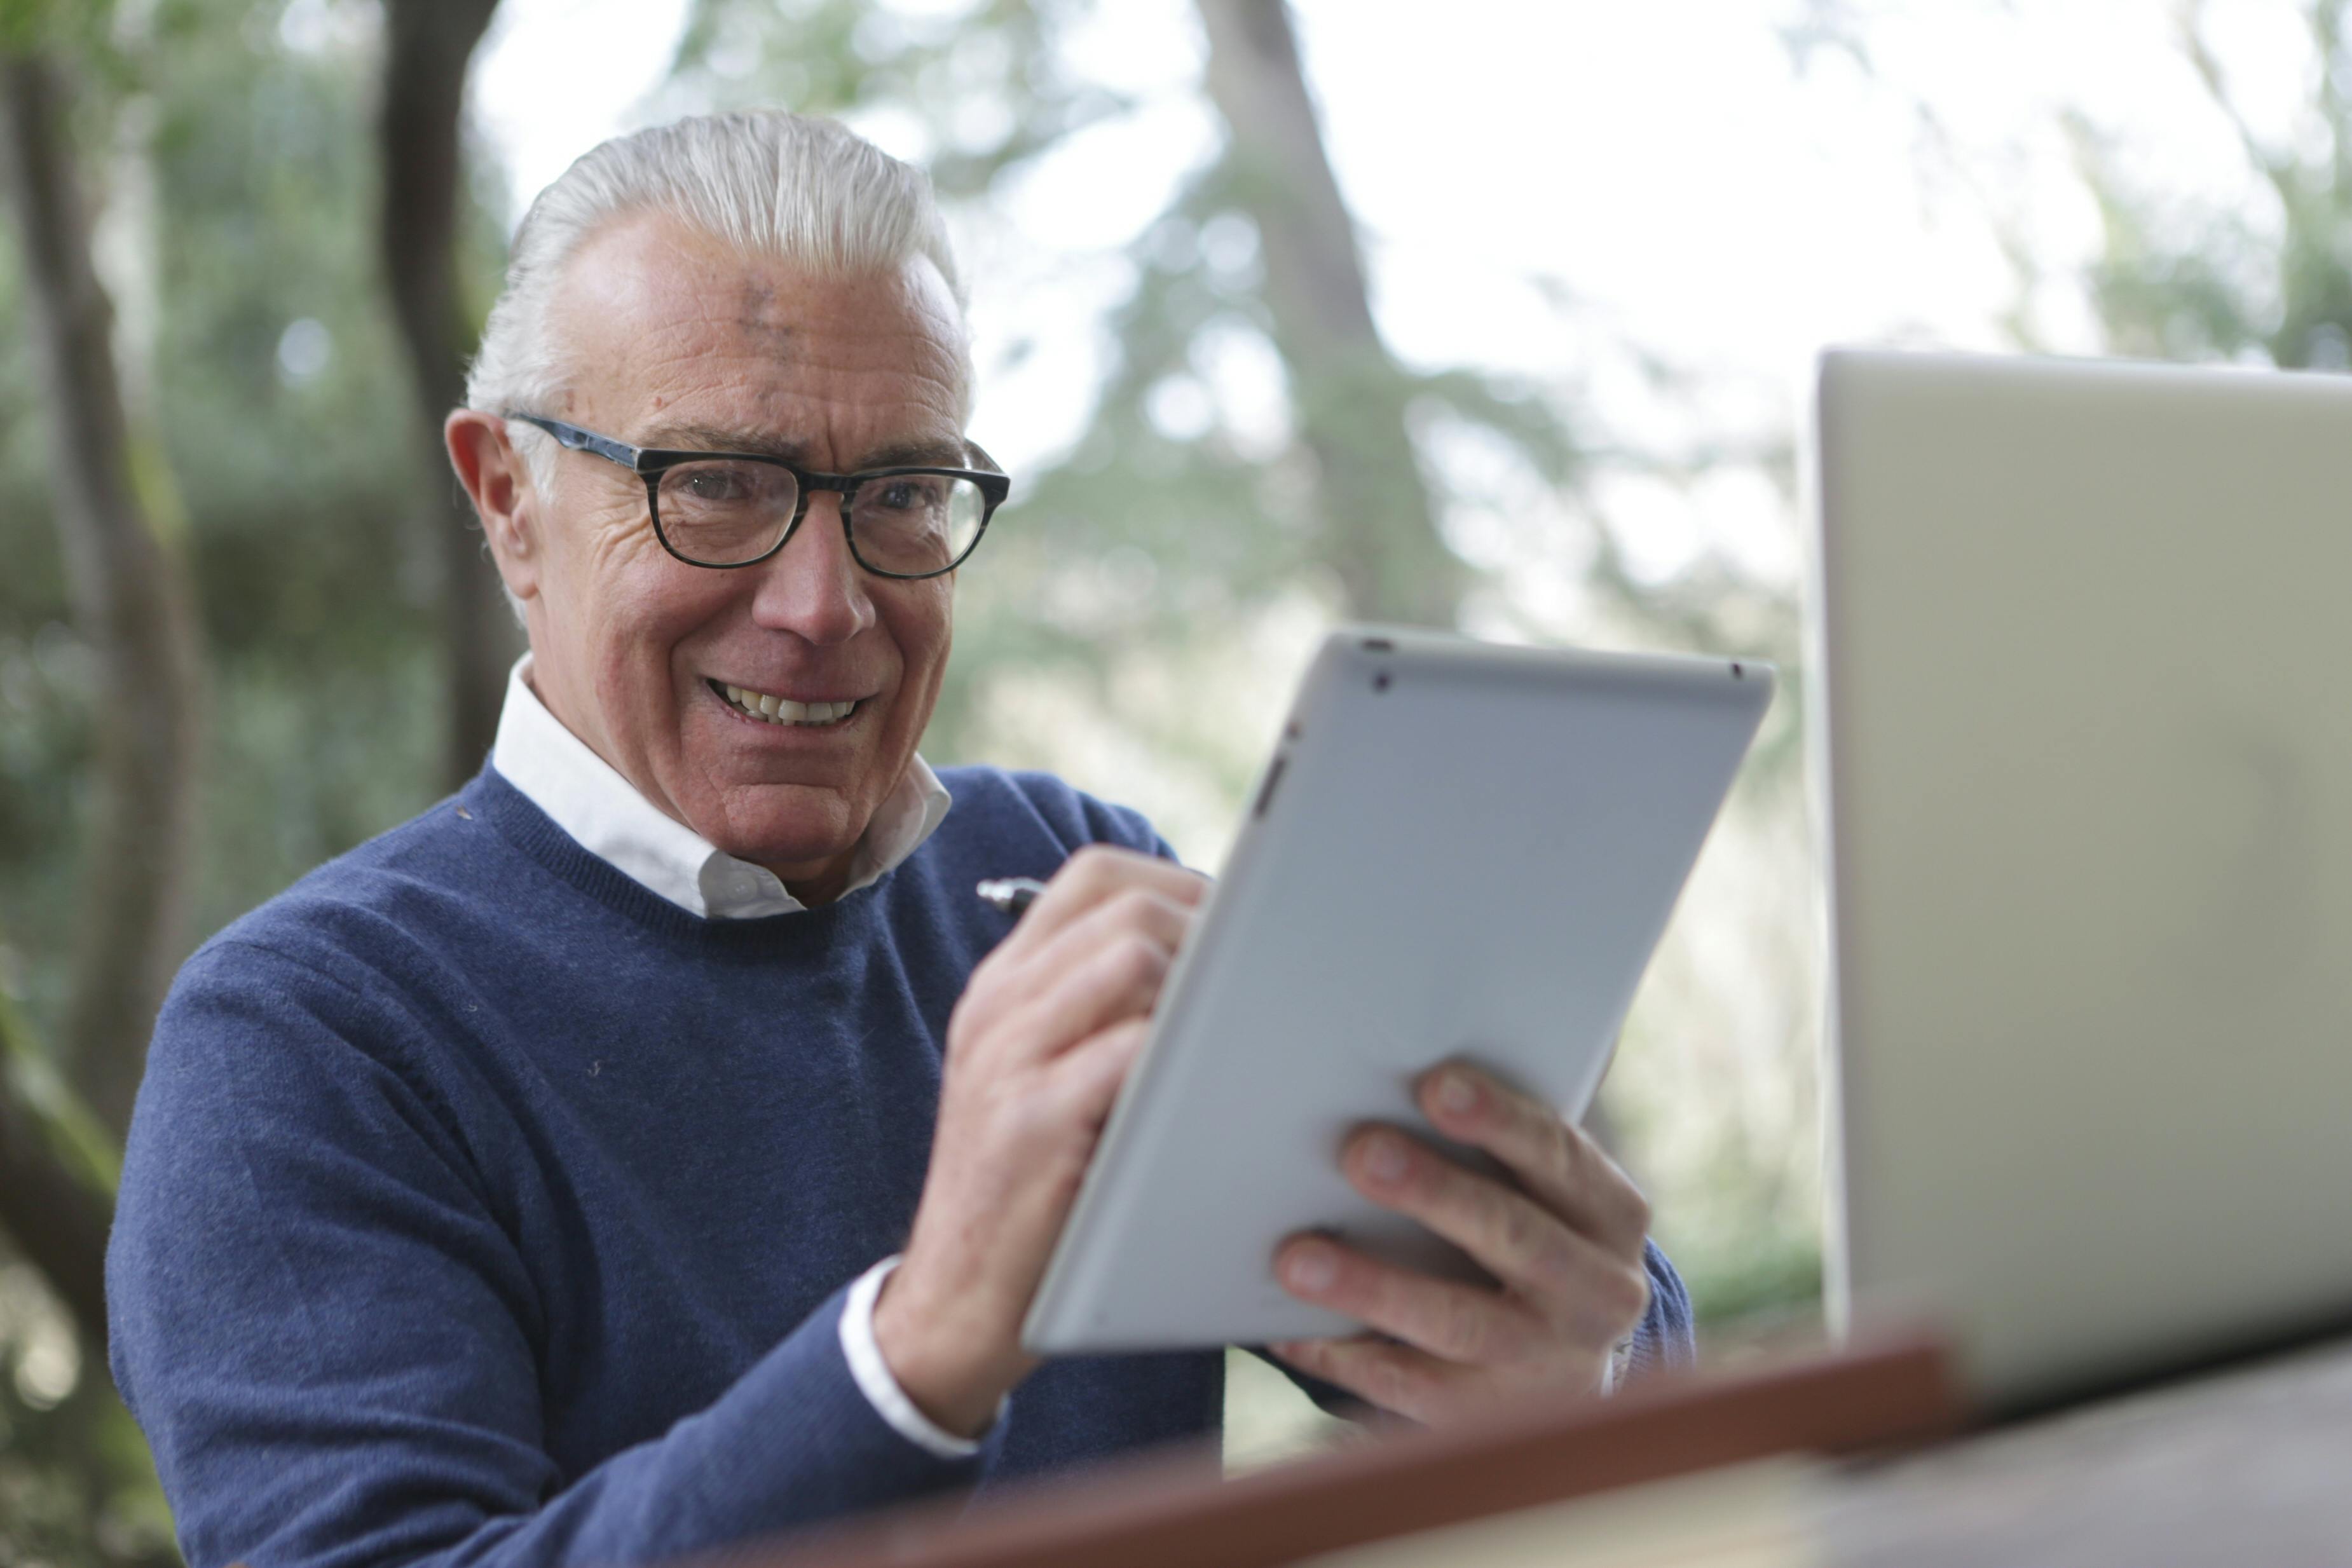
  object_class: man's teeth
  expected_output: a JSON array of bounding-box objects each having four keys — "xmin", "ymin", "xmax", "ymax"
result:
[{"xmin": 721, "ymin": 684, "xmax": 857, "ymax": 726}]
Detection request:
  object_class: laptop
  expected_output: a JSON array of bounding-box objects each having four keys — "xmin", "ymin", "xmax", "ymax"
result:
[{"xmin": 1812, "ymin": 349, "xmax": 2352, "ymax": 1414}]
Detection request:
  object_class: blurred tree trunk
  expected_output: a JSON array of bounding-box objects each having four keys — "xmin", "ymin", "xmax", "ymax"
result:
[
  {"xmin": 379, "ymin": 0, "xmax": 515, "ymax": 790},
  {"xmin": 0, "ymin": 983, "xmax": 112, "ymax": 1353},
  {"xmin": 0, "ymin": 50, "xmax": 205, "ymax": 1149},
  {"xmin": 1193, "ymin": 3, "xmax": 1634, "ymax": 1156},
  {"xmin": 1195, "ymin": 0, "xmax": 1461, "ymax": 627}
]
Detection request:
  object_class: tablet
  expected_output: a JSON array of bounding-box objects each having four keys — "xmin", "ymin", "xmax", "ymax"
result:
[{"xmin": 1022, "ymin": 627, "xmax": 1774, "ymax": 1354}]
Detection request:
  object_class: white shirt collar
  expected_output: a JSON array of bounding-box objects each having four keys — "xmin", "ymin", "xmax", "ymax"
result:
[{"xmin": 489, "ymin": 656, "xmax": 951, "ymax": 918}]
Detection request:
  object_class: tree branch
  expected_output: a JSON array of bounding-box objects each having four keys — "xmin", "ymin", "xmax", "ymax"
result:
[
  {"xmin": 0, "ymin": 48, "xmax": 205, "ymax": 1144},
  {"xmin": 2178, "ymin": 0, "xmax": 2300, "ymax": 208},
  {"xmin": 378, "ymin": 0, "xmax": 515, "ymax": 790},
  {"xmin": 0, "ymin": 978, "xmax": 116, "ymax": 1356},
  {"xmin": 1194, "ymin": 0, "xmax": 1461, "ymax": 627}
]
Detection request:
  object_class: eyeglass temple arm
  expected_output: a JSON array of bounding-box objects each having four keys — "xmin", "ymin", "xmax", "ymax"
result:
[{"xmin": 505, "ymin": 413, "xmax": 642, "ymax": 471}]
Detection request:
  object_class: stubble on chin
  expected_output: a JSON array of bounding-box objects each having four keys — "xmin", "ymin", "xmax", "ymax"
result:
[{"xmin": 720, "ymin": 787, "xmax": 873, "ymax": 883}]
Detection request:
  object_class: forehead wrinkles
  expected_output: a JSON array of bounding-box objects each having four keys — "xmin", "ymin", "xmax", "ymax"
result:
[
  {"xmin": 631, "ymin": 325, "xmax": 962, "ymax": 433},
  {"xmin": 548, "ymin": 215, "xmax": 967, "ymax": 432}
]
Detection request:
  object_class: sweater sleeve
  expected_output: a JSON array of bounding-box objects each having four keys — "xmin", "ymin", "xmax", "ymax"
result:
[
  {"xmin": 107, "ymin": 941, "xmax": 978, "ymax": 1568},
  {"xmin": 1627, "ymin": 1237, "xmax": 1699, "ymax": 1377}
]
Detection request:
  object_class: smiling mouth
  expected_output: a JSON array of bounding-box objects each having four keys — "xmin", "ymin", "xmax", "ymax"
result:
[{"xmin": 708, "ymin": 679, "xmax": 864, "ymax": 728}]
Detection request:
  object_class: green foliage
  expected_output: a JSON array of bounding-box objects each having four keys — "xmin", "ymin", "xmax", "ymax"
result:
[
  {"xmin": 0, "ymin": 0, "xmax": 479, "ymax": 1040},
  {"xmin": 0, "ymin": 0, "xmax": 113, "ymax": 58},
  {"xmin": 0, "ymin": 986, "xmax": 117, "ymax": 1196},
  {"xmin": 0, "ymin": 7, "xmax": 464, "ymax": 1559},
  {"xmin": 2074, "ymin": 0, "xmax": 2352, "ymax": 371},
  {"xmin": 1678, "ymin": 1231, "xmax": 1824, "ymax": 1332},
  {"xmin": 669, "ymin": 0, "xmax": 1124, "ymax": 199},
  {"xmin": 0, "ymin": 1295, "xmax": 175, "ymax": 1568},
  {"xmin": 0, "ymin": 937, "xmax": 162, "ymax": 1568}
]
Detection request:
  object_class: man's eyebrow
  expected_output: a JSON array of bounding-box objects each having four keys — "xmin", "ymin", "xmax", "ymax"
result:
[
  {"xmin": 632, "ymin": 425, "xmax": 975, "ymax": 471},
  {"xmin": 854, "ymin": 438, "xmax": 976, "ymax": 470},
  {"xmin": 636, "ymin": 422, "xmax": 809, "ymax": 461}
]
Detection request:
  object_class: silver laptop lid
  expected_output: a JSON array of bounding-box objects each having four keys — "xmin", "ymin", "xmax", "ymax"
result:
[{"xmin": 1813, "ymin": 349, "xmax": 2352, "ymax": 1410}]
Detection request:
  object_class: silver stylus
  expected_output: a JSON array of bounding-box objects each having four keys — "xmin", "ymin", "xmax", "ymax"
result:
[{"xmin": 974, "ymin": 876, "xmax": 1050, "ymax": 917}]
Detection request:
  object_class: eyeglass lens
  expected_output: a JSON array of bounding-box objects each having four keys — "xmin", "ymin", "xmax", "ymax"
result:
[{"xmin": 654, "ymin": 461, "xmax": 988, "ymax": 574}]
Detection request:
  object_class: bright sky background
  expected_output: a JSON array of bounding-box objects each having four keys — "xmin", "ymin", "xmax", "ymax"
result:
[{"xmin": 467, "ymin": 0, "xmax": 2296, "ymax": 593}]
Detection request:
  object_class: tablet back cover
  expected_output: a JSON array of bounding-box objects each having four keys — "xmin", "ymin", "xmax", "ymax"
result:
[{"xmin": 1024, "ymin": 629, "xmax": 1771, "ymax": 1353}]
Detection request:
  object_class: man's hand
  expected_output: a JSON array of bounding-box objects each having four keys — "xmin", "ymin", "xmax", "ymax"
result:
[
  {"xmin": 1267, "ymin": 1062, "xmax": 1655, "ymax": 1426},
  {"xmin": 873, "ymin": 846, "xmax": 1208, "ymax": 1436}
]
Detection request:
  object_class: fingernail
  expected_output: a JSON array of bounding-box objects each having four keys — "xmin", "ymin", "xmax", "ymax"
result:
[
  {"xmin": 1284, "ymin": 1243, "xmax": 1337, "ymax": 1294},
  {"xmin": 1363, "ymin": 1135, "xmax": 1411, "ymax": 1187},
  {"xmin": 1435, "ymin": 1071, "xmax": 1479, "ymax": 1117}
]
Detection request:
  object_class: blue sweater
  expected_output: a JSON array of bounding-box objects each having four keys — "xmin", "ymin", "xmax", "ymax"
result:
[{"xmin": 108, "ymin": 765, "xmax": 1693, "ymax": 1568}]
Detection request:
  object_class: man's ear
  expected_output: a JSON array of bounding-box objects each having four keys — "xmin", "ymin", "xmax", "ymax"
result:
[{"xmin": 446, "ymin": 409, "xmax": 542, "ymax": 604}]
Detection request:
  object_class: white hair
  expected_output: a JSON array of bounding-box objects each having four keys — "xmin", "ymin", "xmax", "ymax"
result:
[{"xmin": 466, "ymin": 111, "xmax": 969, "ymax": 498}]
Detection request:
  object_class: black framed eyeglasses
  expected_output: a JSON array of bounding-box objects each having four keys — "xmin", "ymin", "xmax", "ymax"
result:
[{"xmin": 503, "ymin": 413, "xmax": 1009, "ymax": 578}]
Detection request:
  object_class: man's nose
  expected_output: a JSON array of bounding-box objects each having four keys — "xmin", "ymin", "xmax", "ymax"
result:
[{"xmin": 747, "ymin": 492, "xmax": 875, "ymax": 644}]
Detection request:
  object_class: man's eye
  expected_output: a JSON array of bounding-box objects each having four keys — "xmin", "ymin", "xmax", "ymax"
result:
[
  {"xmin": 683, "ymin": 469, "xmax": 749, "ymax": 502},
  {"xmin": 872, "ymin": 478, "xmax": 954, "ymax": 517}
]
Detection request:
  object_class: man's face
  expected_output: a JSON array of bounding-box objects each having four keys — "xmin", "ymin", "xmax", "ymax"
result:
[{"xmin": 512, "ymin": 214, "xmax": 966, "ymax": 892}]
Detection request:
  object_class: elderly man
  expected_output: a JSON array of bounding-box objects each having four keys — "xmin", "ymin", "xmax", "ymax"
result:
[{"xmin": 107, "ymin": 112, "xmax": 1692, "ymax": 1568}]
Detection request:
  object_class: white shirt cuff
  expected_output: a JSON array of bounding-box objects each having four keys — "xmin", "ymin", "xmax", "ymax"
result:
[
  {"xmin": 838, "ymin": 1256, "xmax": 1000, "ymax": 1460},
  {"xmin": 1599, "ymin": 1336, "xmax": 1631, "ymax": 1396}
]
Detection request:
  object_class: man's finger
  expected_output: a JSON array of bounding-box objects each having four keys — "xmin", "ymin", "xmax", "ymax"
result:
[
  {"xmin": 1040, "ymin": 1016, "xmax": 1151, "ymax": 1124},
  {"xmin": 1271, "ymin": 1232, "xmax": 1540, "ymax": 1367},
  {"xmin": 1016, "ymin": 882, "xmax": 1195, "ymax": 993},
  {"xmin": 984, "ymin": 898, "xmax": 1188, "ymax": 1066},
  {"xmin": 1265, "ymin": 1334, "xmax": 1463, "ymax": 1426},
  {"xmin": 1337, "ymin": 1126, "xmax": 1651, "ymax": 1344},
  {"xmin": 954, "ymin": 883, "xmax": 1191, "ymax": 1050},
  {"xmin": 995, "ymin": 844, "xmax": 1207, "ymax": 956},
  {"xmin": 1415, "ymin": 1063, "xmax": 1651, "ymax": 1258}
]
